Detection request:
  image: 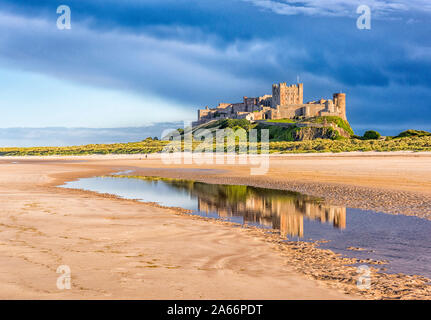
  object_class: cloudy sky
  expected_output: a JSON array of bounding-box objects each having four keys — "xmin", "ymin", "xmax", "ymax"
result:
[{"xmin": 0, "ymin": 0, "xmax": 430, "ymax": 144}]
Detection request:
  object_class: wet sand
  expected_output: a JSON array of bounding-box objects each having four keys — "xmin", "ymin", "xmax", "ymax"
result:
[{"xmin": 1, "ymin": 152, "xmax": 430, "ymax": 299}]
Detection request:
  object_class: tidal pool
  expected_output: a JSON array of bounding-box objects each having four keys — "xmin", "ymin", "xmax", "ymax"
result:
[{"xmin": 60, "ymin": 175, "xmax": 431, "ymax": 280}]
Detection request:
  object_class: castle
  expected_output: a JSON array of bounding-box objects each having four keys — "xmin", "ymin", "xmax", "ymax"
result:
[{"xmin": 194, "ymin": 82, "xmax": 346, "ymax": 126}]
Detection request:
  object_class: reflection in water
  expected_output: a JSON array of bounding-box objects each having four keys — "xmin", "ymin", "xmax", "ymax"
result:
[
  {"xmin": 134, "ymin": 177, "xmax": 346, "ymax": 238},
  {"xmin": 60, "ymin": 175, "xmax": 431, "ymax": 279},
  {"xmin": 192, "ymin": 183, "xmax": 346, "ymax": 238}
]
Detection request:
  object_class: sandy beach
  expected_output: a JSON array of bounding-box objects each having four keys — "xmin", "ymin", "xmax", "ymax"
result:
[{"xmin": 1, "ymin": 152, "xmax": 430, "ymax": 299}]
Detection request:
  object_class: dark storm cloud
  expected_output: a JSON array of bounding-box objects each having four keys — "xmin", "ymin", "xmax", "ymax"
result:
[{"xmin": 0, "ymin": 0, "xmax": 430, "ymax": 133}]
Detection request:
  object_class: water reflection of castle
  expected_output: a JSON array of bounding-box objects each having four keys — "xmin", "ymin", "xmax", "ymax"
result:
[
  {"xmin": 197, "ymin": 198, "xmax": 346, "ymax": 238},
  {"xmin": 157, "ymin": 180, "xmax": 346, "ymax": 238}
]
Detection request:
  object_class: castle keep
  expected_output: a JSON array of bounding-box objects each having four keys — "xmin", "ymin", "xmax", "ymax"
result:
[{"xmin": 194, "ymin": 82, "xmax": 346, "ymax": 126}]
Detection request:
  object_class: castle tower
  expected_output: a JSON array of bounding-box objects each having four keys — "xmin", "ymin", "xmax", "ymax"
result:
[
  {"xmin": 198, "ymin": 106, "xmax": 210, "ymax": 121},
  {"xmin": 298, "ymin": 83, "xmax": 303, "ymax": 105},
  {"xmin": 333, "ymin": 93, "xmax": 346, "ymax": 120},
  {"xmin": 271, "ymin": 83, "xmax": 303, "ymax": 108}
]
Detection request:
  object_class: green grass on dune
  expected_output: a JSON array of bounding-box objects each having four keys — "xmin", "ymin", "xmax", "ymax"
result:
[
  {"xmin": 0, "ymin": 140, "xmax": 169, "ymax": 156},
  {"xmin": 1, "ymin": 121, "xmax": 430, "ymax": 156},
  {"xmin": 268, "ymin": 135, "xmax": 431, "ymax": 153},
  {"xmin": 255, "ymin": 123, "xmax": 301, "ymax": 141},
  {"xmin": 1, "ymin": 134, "xmax": 430, "ymax": 156},
  {"xmin": 265, "ymin": 119, "xmax": 296, "ymax": 124},
  {"xmin": 395, "ymin": 129, "xmax": 431, "ymax": 138}
]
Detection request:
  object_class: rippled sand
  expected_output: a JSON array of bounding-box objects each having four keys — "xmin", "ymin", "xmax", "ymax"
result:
[{"xmin": 0, "ymin": 152, "xmax": 430, "ymax": 299}]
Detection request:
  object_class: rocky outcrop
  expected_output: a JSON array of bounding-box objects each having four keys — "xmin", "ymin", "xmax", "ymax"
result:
[{"xmin": 293, "ymin": 126, "xmax": 351, "ymax": 141}]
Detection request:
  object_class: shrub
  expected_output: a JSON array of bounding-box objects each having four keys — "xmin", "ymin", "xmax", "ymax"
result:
[{"xmin": 363, "ymin": 130, "xmax": 381, "ymax": 140}]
